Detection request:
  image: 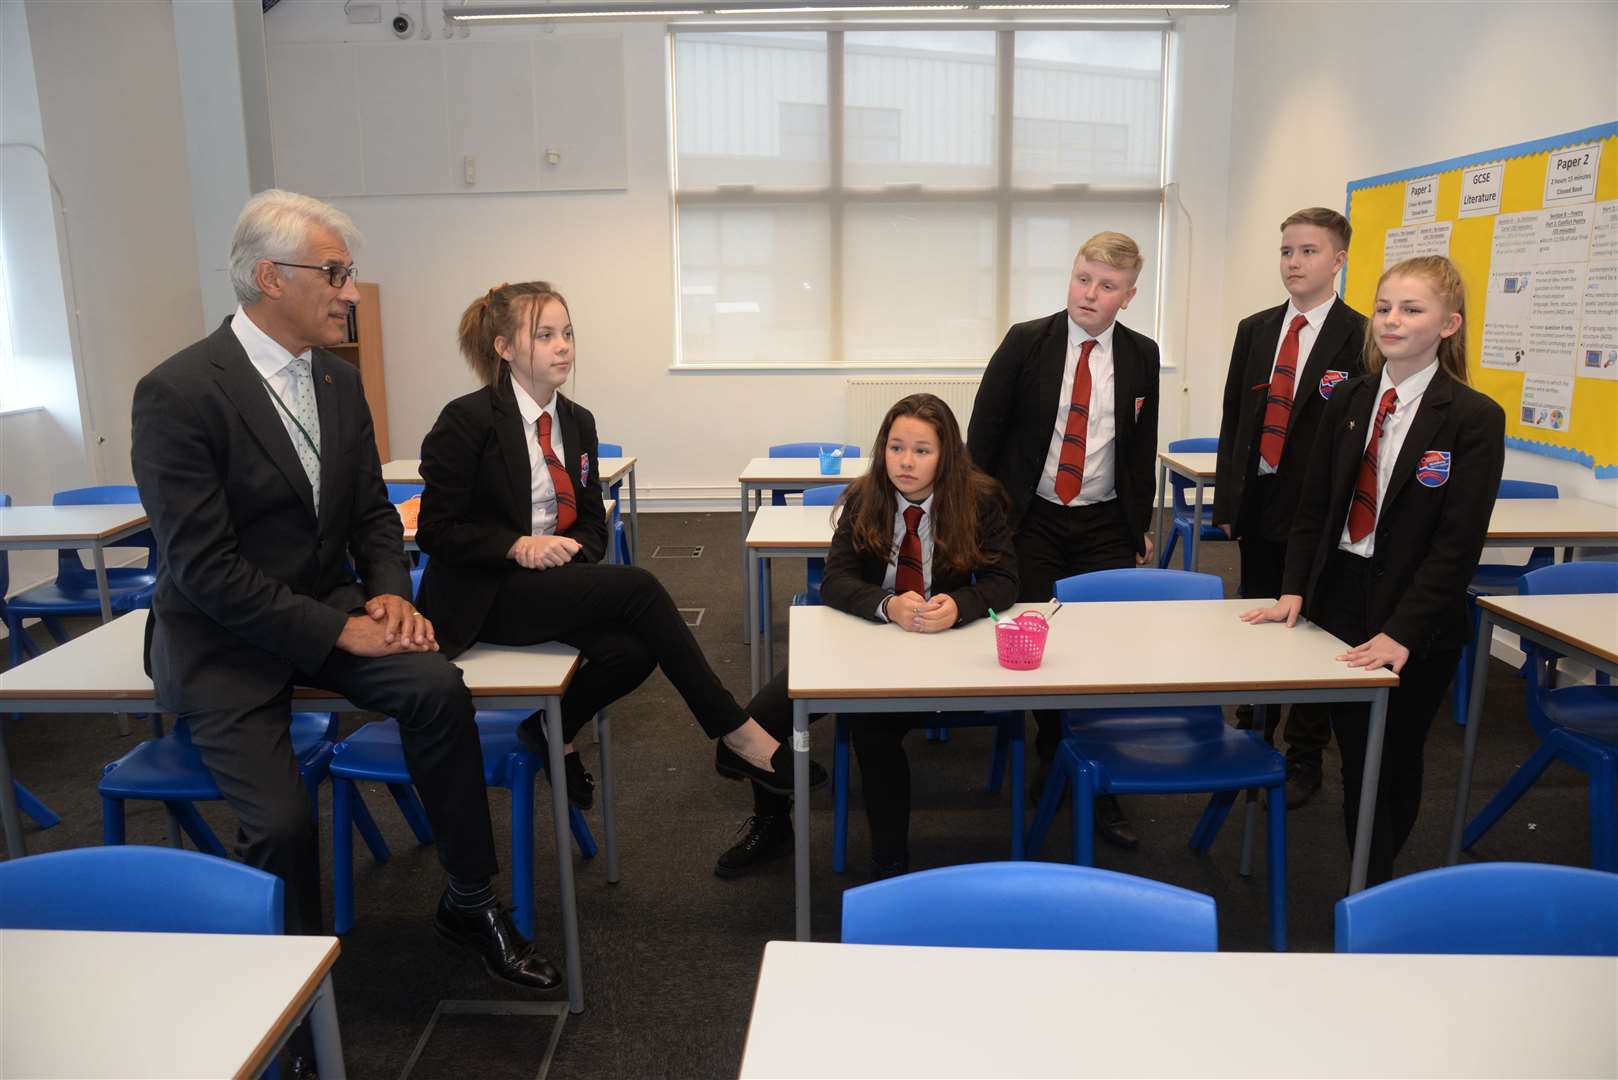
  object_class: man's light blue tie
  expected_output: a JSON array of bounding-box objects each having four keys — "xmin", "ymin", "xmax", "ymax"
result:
[{"xmin": 289, "ymin": 357, "xmax": 321, "ymax": 510}]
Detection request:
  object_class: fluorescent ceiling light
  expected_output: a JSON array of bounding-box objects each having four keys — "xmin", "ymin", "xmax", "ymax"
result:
[
  {"xmin": 449, "ymin": 0, "xmax": 1228, "ymax": 18},
  {"xmin": 715, "ymin": 3, "xmax": 969, "ymax": 10}
]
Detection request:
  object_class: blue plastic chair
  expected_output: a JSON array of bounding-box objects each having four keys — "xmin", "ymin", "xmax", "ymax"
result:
[
  {"xmin": 597, "ymin": 441, "xmax": 632, "ymax": 565},
  {"xmin": 385, "ymin": 482, "xmax": 424, "ymax": 504},
  {"xmin": 99, "ymin": 712, "xmax": 387, "ymax": 870},
  {"xmin": 790, "ymin": 483, "xmax": 847, "ymax": 608},
  {"xmin": 767, "ymin": 442, "xmax": 860, "ymax": 507},
  {"xmin": 329, "ymin": 710, "xmax": 597, "ymax": 938},
  {"xmin": 1335, "ymin": 862, "xmax": 1618, "ymax": 955},
  {"xmin": 1461, "ymin": 561, "xmax": 1618, "ymax": 871},
  {"xmin": 1453, "ymin": 479, "xmax": 1560, "ymax": 725},
  {"xmin": 1157, "ymin": 438, "xmax": 1225, "ymax": 571},
  {"xmin": 1026, "ymin": 567, "xmax": 1289, "ymax": 951},
  {"xmin": 51, "ymin": 485, "xmax": 157, "ymax": 592},
  {"xmin": 0, "ymin": 845, "xmax": 283, "ymax": 934},
  {"xmin": 842, "ymin": 862, "xmax": 1217, "ymax": 951},
  {"xmin": 0, "ymin": 505, "xmax": 62, "ymax": 832}
]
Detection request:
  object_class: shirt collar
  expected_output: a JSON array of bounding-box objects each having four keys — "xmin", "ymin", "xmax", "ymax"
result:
[
  {"xmin": 896, "ymin": 492, "xmax": 935, "ymax": 519},
  {"xmin": 510, "ymin": 376, "xmax": 559, "ymax": 428},
  {"xmin": 1376, "ymin": 358, "xmax": 1441, "ymax": 406},
  {"xmin": 1285, "ymin": 293, "xmax": 1337, "ymax": 330},
  {"xmin": 232, "ymin": 304, "xmax": 311, "ymax": 381},
  {"xmin": 1066, "ymin": 315, "xmax": 1116, "ymax": 354}
]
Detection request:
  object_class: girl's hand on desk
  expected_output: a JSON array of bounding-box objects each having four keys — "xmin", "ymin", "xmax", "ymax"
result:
[
  {"xmin": 509, "ymin": 534, "xmax": 581, "ymax": 570},
  {"xmin": 887, "ymin": 591, "xmax": 928, "ymax": 631},
  {"xmin": 1239, "ymin": 594, "xmax": 1301, "ymax": 627},
  {"xmin": 911, "ymin": 594, "xmax": 958, "ymax": 633},
  {"xmin": 1339, "ymin": 633, "xmax": 1409, "ymax": 674}
]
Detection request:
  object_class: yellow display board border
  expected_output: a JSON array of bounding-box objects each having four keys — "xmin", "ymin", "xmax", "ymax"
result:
[{"xmin": 1344, "ymin": 122, "xmax": 1617, "ymax": 477}]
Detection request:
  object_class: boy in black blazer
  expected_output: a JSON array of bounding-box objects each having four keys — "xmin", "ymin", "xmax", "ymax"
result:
[
  {"xmin": 1214, "ymin": 207, "xmax": 1367, "ymax": 808},
  {"xmin": 967, "ymin": 231, "xmax": 1159, "ymax": 849}
]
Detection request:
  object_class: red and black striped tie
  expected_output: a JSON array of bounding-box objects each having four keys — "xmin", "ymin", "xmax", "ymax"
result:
[
  {"xmin": 1347, "ymin": 387, "xmax": 1398, "ymax": 543},
  {"xmin": 1259, "ymin": 313, "xmax": 1310, "ymax": 469},
  {"xmin": 1054, "ymin": 339, "xmax": 1096, "ymax": 504},
  {"xmin": 537, "ymin": 412, "xmax": 577, "ymax": 534},
  {"xmin": 895, "ymin": 504, "xmax": 925, "ymax": 597}
]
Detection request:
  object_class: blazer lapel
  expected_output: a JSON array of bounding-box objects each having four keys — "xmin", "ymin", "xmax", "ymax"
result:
[
  {"xmin": 1035, "ymin": 314, "xmax": 1069, "ymax": 438},
  {"xmin": 1327, "ymin": 379, "xmax": 1376, "ymax": 539},
  {"xmin": 492, "ymin": 373, "xmax": 532, "ymax": 527},
  {"xmin": 557, "ymin": 395, "xmax": 582, "ymax": 488},
  {"xmin": 312, "ymin": 351, "xmax": 343, "ymax": 523},
  {"xmin": 1112, "ymin": 325, "xmax": 1134, "ymax": 438},
  {"xmin": 212, "ymin": 318, "xmax": 317, "ymax": 521},
  {"xmin": 1381, "ymin": 370, "xmax": 1453, "ymax": 516},
  {"xmin": 1248, "ymin": 305, "xmax": 1286, "ymax": 388}
]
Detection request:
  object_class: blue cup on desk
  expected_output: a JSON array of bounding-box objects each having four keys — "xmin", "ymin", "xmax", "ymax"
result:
[{"xmin": 818, "ymin": 448, "xmax": 843, "ymax": 475}]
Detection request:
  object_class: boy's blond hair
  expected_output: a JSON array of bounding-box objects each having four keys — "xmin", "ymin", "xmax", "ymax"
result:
[
  {"xmin": 1280, "ymin": 207, "xmax": 1352, "ymax": 252},
  {"xmin": 1076, "ymin": 231, "xmax": 1144, "ymax": 279}
]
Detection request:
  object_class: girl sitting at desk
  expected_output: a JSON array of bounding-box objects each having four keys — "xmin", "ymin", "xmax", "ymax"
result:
[
  {"xmin": 415, "ymin": 281, "xmax": 799, "ymax": 811},
  {"xmin": 715, "ymin": 393, "xmax": 1018, "ymax": 880}
]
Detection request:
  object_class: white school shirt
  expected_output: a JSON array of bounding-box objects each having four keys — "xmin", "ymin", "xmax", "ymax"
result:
[
  {"xmin": 876, "ymin": 492, "xmax": 935, "ymax": 620},
  {"xmin": 231, "ymin": 305, "xmax": 319, "ymax": 470},
  {"xmin": 1258, "ymin": 293, "xmax": 1337, "ymax": 476},
  {"xmin": 1338, "ymin": 359, "xmax": 1440, "ymax": 558},
  {"xmin": 1036, "ymin": 317, "xmax": 1117, "ymax": 506},
  {"xmin": 510, "ymin": 377, "xmax": 565, "ymax": 536}
]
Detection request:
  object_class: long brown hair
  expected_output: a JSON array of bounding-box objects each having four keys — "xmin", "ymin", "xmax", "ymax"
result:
[
  {"xmin": 840, "ymin": 393, "xmax": 1009, "ymax": 575},
  {"xmin": 1363, "ymin": 256, "xmax": 1469, "ymax": 384},
  {"xmin": 456, "ymin": 281, "xmax": 570, "ymax": 385}
]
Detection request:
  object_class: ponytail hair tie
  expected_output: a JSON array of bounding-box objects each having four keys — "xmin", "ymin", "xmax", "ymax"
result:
[{"xmin": 486, "ymin": 281, "xmax": 509, "ymax": 302}]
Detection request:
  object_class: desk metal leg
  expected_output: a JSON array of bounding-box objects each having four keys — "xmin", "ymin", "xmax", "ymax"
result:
[
  {"xmin": 762, "ymin": 556, "xmax": 775, "ymax": 684},
  {"xmin": 1238, "ymin": 705, "xmax": 1269, "ymax": 876},
  {"xmin": 598, "ymin": 710, "xmax": 619, "ymax": 884},
  {"xmin": 747, "ymin": 548, "xmax": 760, "ymax": 696},
  {"xmin": 91, "ymin": 543, "xmax": 113, "ymax": 623},
  {"xmin": 1189, "ymin": 479, "xmax": 1207, "ymax": 571},
  {"xmin": 1447, "ymin": 609, "xmax": 1496, "ymax": 864},
  {"xmin": 0, "ymin": 721, "xmax": 27, "ymax": 856},
  {"xmin": 739, "ymin": 486, "xmax": 754, "ymax": 643},
  {"xmin": 309, "ymin": 972, "xmax": 348, "ymax": 1079},
  {"xmin": 1347, "ymin": 687, "xmax": 1391, "ymax": 894},
  {"xmin": 544, "ymin": 697, "xmax": 584, "ymax": 1013},
  {"xmin": 793, "ymin": 699, "xmax": 811, "ymax": 942},
  {"xmin": 1153, "ymin": 460, "xmax": 1167, "ymax": 564},
  {"xmin": 627, "ymin": 465, "xmax": 639, "ymax": 565}
]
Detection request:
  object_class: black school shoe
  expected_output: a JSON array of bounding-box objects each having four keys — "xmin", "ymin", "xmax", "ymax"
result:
[
  {"xmin": 714, "ymin": 814, "xmax": 793, "ymax": 878},
  {"xmin": 515, "ymin": 716, "xmax": 595, "ymax": 809},
  {"xmin": 433, "ymin": 894, "xmax": 564, "ymax": 992},
  {"xmin": 715, "ymin": 740, "xmax": 828, "ymax": 795}
]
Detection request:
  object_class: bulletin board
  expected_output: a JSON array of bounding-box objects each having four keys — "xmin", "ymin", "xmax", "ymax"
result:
[{"xmin": 1344, "ymin": 122, "xmax": 1618, "ymax": 477}]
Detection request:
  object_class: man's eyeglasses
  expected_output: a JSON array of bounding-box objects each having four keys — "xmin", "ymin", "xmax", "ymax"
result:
[{"xmin": 271, "ymin": 261, "xmax": 359, "ymax": 289}]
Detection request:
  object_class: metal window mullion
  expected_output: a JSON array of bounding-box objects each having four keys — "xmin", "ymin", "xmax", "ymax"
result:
[
  {"xmin": 994, "ymin": 28, "xmax": 1014, "ymax": 336},
  {"xmin": 828, "ymin": 31, "xmax": 845, "ymax": 365}
]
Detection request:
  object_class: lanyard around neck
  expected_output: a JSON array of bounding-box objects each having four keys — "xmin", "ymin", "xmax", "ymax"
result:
[{"xmin": 256, "ymin": 366, "xmax": 321, "ymax": 463}]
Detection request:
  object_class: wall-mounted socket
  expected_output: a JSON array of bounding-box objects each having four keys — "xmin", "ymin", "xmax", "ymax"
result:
[
  {"xmin": 463, "ymin": 155, "xmax": 477, "ymax": 186},
  {"xmin": 544, "ymin": 148, "xmax": 562, "ymax": 167},
  {"xmin": 345, "ymin": 3, "xmax": 382, "ymax": 23}
]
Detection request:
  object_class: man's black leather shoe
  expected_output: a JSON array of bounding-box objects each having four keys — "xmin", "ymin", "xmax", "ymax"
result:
[
  {"xmin": 515, "ymin": 716, "xmax": 595, "ymax": 809},
  {"xmin": 1285, "ymin": 762, "xmax": 1322, "ymax": 810},
  {"xmin": 715, "ymin": 740, "xmax": 828, "ymax": 795},
  {"xmin": 433, "ymin": 895, "xmax": 564, "ymax": 992},
  {"xmin": 1095, "ymin": 794, "xmax": 1139, "ymax": 850},
  {"xmin": 714, "ymin": 814, "xmax": 793, "ymax": 878}
]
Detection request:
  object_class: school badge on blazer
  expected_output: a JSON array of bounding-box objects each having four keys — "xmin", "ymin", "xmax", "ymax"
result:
[
  {"xmin": 1416, "ymin": 450, "xmax": 1451, "ymax": 488},
  {"xmin": 580, "ymin": 452, "xmax": 591, "ymax": 484},
  {"xmin": 1319, "ymin": 370, "xmax": 1349, "ymax": 399}
]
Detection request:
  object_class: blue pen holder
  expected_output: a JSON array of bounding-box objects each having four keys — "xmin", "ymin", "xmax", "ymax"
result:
[{"xmin": 818, "ymin": 449, "xmax": 843, "ymax": 475}]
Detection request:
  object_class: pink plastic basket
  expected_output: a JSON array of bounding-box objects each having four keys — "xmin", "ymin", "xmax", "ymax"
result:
[{"xmin": 995, "ymin": 612, "xmax": 1050, "ymax": 670}]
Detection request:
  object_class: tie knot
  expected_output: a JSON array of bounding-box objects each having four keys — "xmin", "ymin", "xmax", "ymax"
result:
[
  {"xmin": 1078, "ymin": 338, "xmax": 1096, "ymax": 361},
  {"xmin": 290, "ymin": 356, "xmax": 312, "ymax": 378},
  {"xmin": 903, "ymin": 504, "xmax": 924, "ymax": 531},
  {"xmin": 538, "ymin": 411, "xmax": 552, "ymax": 436},
  {"xmin": 1289, "ymin": 314, "xmax": 1309, "ymax": 334},
  {"xmin": 1380, "ymin": 387, "xmax": 1398, "ymax": 410}
]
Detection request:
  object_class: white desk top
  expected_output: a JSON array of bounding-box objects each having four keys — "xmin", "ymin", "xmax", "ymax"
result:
[
  {"xmin": 1158, "ymin": 450, "xmax": 1218, "ymax": 478},
  {"xmin": 787, "ymin": 600, "xmax": 1397, "ymax": 699},
  {"xmin": 745, "ymin": 505, "xmax": 840, "ymax": 549},
  {"xmin": 1477, "ymin": 593, "xmax": 1618, "ymax": 668},
  {"xmin": 739, "ymin": 457, "xmax": 870, "ymax": 484},
  {"xmin": 1, "ymin": 928, "xmax": 340, "ymax": 1080},
  {"xmin": 0, "ymin": 504, "xmax": 149, "ymax": 543},
  {"xmin": 0, "ymin": 609, "xmax": 581, "ymax": 705},
  {"xmin": 1487, "ymin": 496, "xmax": 1618, "ymax": 542},
  {"xmin": 383, "ymin": 457, "xmax": 635, "ymax": 485},
  {"xmin": 740, "ymin": 940, "xmax": 1618, "ymax": 1079}
]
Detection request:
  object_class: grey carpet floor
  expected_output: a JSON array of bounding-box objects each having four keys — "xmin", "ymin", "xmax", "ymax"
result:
[{"xmin": 1, "ymin": 512, "xmax": 1598, "ymax": 1079}]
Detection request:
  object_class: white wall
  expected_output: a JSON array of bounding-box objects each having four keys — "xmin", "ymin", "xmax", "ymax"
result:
[{"xmin": 1217, "ymin": 0, "xmax": 1618, "ymax": 508}]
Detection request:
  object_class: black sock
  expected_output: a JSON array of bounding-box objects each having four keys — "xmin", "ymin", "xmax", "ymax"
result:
[{"xmin": 446, "ymin": 875, "xmax": 497, "ymax": 911}]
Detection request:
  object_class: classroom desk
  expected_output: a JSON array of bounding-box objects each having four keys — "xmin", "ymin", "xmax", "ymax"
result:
[
  {"xmin": 1446, "ymin": 592, "xmax": 1618, "ymax": 866},
  {"xmin": 744, "ymin": 504, "xmax": 838, "ymax": 694},
  {"xmin": 785, "ymin": 600, "xmax": 1397, "ymax": 939},
  {"xmin": 0, "ymin": 610, "xmax": 609, "ymax": 1014},
  {"xmin": 739, "ymin": 940, "xmax": 1618, "ymax": 1079},
  {"xmin": 398, "ymin": 499, "xmax": 616, "ymax": 560},
  {"xmin": 386, "ymin": 457, "xmax": 640, "ymax": 562},
  {"xmin": 1, "ymin": 928, "xmax": 346, "ymax": 1079},
  {"xmin": 0, "ymin": 503, "xmax": 151, "ymax": 622},
  {"xmin": 1153, "ymin": 450, "xmax": 1218, "ymax": 571},
  {"xmin": 737, "ymin": 457, "xmax": 869, "ymax": 641},
  {"xmin": 1482, "ymin": 496, "xmax": 1618, "ymax": 561}
]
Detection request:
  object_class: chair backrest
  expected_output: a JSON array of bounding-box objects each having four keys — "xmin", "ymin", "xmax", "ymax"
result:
[
  {"xmin": 386, "ymin": 482, "xmax": 425, "ymax": 504},
  {"xmin": 802, "ymin": 484, "xmax": 847, "ymax": 507},
  {"xmin": 1055, "ymin": 567, "xmax": 1224, "ymax": 603},
  {"xmin": 770, "ymin": 442, "xmax": 861, "ymax": 459},
  {"xmin": 52, "ymin": 485, "xmax": 141, "ymax": 507},
  {"xmin": 1498, "ymin": 479, "xmax": 1558, "ymax": 500},
  {"xmin": 0, "ymin": 846, "xmax": 284, "ymax": 934},
  {"xmin": 1519, "ymin": 560, "xmax": 1618, "ymax": 597},
  {"xmin": 52, "ymin": 485, "xmax": 155, "ymax": 581},
  {"xmin": 842, "ymin": 862, "xmax": 1217, "ymax": 951},
  {"xmin": 597, "ymin": 441, "xmax": 624, "ymax": 457},
  {"xmin": 1335, "ymin": 863, "xmax": 1618, "ymax": 955}
]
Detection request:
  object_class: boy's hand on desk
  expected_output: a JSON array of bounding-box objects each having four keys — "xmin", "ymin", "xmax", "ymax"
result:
[
  {"xmin": 509, "ymin": 534, "xmax": 580, "ymax": 570},
  {"xmin": 887, "ymin": 591, "xmax": 928, "ymax": 631},
  {"xmin": 912, "ymin": 595, "xmax": 959, "ymax": 634},
  {"xmin": 1239, "ymin": 594, "xmax": 1301, "ymax": 627},
  {"xmin": 1135, "ymin": 534, "xmax": 1154, "ymax": 566},
  {"xmin": 1339, "ymin": 633, "xmax": 1409, "ymax": 674}
]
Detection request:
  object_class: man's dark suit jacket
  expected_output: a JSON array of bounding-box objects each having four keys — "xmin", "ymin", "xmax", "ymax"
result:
[
  {"xmin": 131, "ymin": 315, "xmax": 410, "ymax": 712},
  {"xmin": 818, "ymin": 488, "xmax": 1019, "ymax": 627},
  {"xmin": 966, "ymin": 311, "xmax": 1160, "ymax": 554},
  {"xmin": 1214, "ymin": 297, "xmax": 1367, "ymax": 539},
  {"xmin": 1282, "ymin": 368, "xmax": 1505, "ymax": 657},
  {"xmin": 414, "ymin": 372, "xmax": 608, "ymax": 658}
]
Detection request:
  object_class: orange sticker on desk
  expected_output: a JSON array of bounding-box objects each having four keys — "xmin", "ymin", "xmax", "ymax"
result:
[{"xmin": 396, "ymin": 496, "xmax": 421, "ymax": 530}]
